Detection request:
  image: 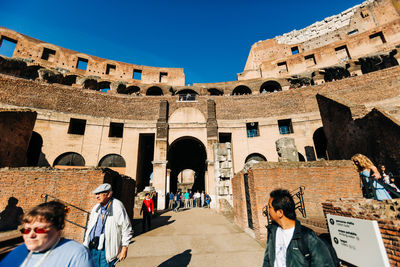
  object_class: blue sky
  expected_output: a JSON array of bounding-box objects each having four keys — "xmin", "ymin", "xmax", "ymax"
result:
[{"xmin": 0, "ymin": 0, "xmax": 364, "ymax": 84}]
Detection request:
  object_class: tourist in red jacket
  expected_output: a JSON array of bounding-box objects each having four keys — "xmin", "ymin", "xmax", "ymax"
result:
[{"xmin": 140, "ymin": 193, "xmax": 154, "ymax": 233}]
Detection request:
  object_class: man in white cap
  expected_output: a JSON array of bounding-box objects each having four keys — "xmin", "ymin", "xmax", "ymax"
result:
[{"xmin": 83, "ymin": 183, "xmax": 132, "ymax": 267}]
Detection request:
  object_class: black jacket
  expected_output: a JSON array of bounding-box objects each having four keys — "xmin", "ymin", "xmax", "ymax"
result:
[{"xmin": 263, "ymin": 220, "xmax": 335, "ymax": 267}]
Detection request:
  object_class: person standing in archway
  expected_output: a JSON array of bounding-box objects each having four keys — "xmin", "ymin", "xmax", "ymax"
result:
[{"xmin": 140, "ymin": 193, "xmax": 154, "ymax": 232}]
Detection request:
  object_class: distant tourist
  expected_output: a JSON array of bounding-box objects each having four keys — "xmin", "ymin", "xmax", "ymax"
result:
[
  {"xmin": 195, "ymin": 191, "xmax": 201, "ymax": 207},
  {"xmin": 0, "ymin": 197, "xmax": 23, "ymax": 231},
  {"xmin": 140, "ymin": 193, "xmax": 154, "ymax": 233},
  {"xmin": 262, "ymin": 189, "xmax": 335, "ymax": 267},
  {"xmin": 184, "ymin": 191, "xmax": 190, "ymax": 209},
  {"xmin": 201, "ymin": 191, "xmax": 205, "ymax": 207},
  {"xmin": 168, "ymin": 192, "xmax": 174, "ymax": 210},
  {"xmin": 205, "ymin": 193, "xmax": 211, "ymax": 208},
  {"xmin": 174, "ymin": 192, "xmax": 181, "ymax": 212},
  {"xmin": 352, "ymin": 154, "xmax": 392, "ymax": 200},
  {"xmin": 0, "ymin": 201, "xmax": 94, "ymax": 267},
  {"xmin": 189, "ymin": 190, "xmax": 194, "ymax": 208},
  {"xmin": 83, "ymin": 183, "xmax": 132, "ymax": 267},
  {"xmin": 379, "ymin": 165, "xmax": 400, "ymax": 194}
]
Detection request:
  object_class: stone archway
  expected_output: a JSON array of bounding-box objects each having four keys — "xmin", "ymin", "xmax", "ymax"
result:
[{"xmin": 167, "ymin": 136, "xmax": 207, "ymax": 193}]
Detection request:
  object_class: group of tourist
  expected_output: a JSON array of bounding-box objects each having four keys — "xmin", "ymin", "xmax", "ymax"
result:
[
  {"xmin": 352, "ymin": 153, "xmax": 400, "ymax": 200},
  {"xmin": 0, "ymin": 183, "xmax": 132, "ymax": 267},
  {"xmin": 167, "ymin": 190, "xmax": 211, "ymax": 212}
]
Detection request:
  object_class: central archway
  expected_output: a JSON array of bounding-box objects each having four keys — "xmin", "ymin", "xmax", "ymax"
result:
[{"xmin": 167, "ymin": 136, "xmax": 207, "ymax": 193}]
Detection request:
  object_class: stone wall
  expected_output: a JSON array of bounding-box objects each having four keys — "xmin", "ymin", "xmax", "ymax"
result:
[
  {"xmin": 0, "ymin": 109, "xmax": 36, "ymax": 167},
  {"xmin": 317, "ymin": 93, "xmax": 400, "ymax": 172},
  {"xmin": 232, "ymin": 161, "xmax": 363, "ymax": 244},
  {"xmin": 1, "ymin": 65, "xmax": 400, "ymax": 122},
  {"xmin": 322, "ymin": 199, "xmax": 400, "ymax": 266},
  {"xmin": 0, "ymin": 167, "xmax": 135, "ymax": 241},
  {"xmin": 0, "ymin": 27, "xmax": 185, "ymax": 86}
]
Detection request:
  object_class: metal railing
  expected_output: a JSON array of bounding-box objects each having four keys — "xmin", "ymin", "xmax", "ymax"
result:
[
  {"xmin": 41, "ymin": 194, "xmax": 90, "ymax": 240},
  {"xmin": 262, "ymin": 186, "xmax": 306, "ymax": 226}
]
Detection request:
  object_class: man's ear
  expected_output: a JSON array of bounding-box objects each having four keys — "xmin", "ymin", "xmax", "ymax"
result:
[{"xmin": 276, "ymin": 209, "xmax": 284, "ymax": 218}]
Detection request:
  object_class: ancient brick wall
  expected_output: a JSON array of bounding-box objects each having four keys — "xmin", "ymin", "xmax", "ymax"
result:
[
  {"xmin": 232, "ymin": 161, "xmax": 363, "ymax": 244},
  {"xmin": 0, "ymin": 109, "xmax": 36, "ymax": 167},
  {"xmin": 322, "ymin": 199, "xmax": 400, "ymax": 266},
  {"xmin": 317, "ymin": 93, "xmax": 400, "ymax": 173},
  {"xmin": 0, "ymin": 167, "xmax": 135, "ymax": 241},
  {"xmin": 1, "ymin": 65, "xmax": 400, "ymax": 122}
]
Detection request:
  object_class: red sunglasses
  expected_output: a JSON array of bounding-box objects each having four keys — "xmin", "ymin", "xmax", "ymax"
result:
[{"xmin": 20, "ymin": 227, "xmax": 50, "ymax": 234}]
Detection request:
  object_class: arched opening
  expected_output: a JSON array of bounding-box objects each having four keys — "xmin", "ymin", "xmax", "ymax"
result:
[
  {"xmin": 260, "ymin": 81, "xmax": 282, "ymax": 93},
  {"xmin": 245, "ymin": 153, "xmax": 267, "ymax": 163},
  {"xmin": 232, "ymin": 85, "xmax": 252, "ymax": 95},
  {"xmin": 26, "ymin": 131, "xmax": 43, "ymax": 166},
  {"xmin": 177, "ymin": 89, "xmax": 198, "ymax": 95},
  {"xmin": 62, "ymin": 75, "xmax": 77, "ymax": 86},
  {"xmin": 53, "ymin": 152, "xmax": 85, "ymax": 167},
  {"xmin": 298, "ymin": 152, "xmax": 306, "ymax": 162},
  {"xmin": 313, "ymin": 127, "xmax": 328, "ymax": 159},
  {"xmin": 177, "ymin": 89, "xmax": 198, "ymax": 101},
  {"xmin": 146, "ymin": 86, "xmax": 163, "ymax": 96},
  {"xmin": 167, "ymin": 137, "xmax": 207, "ymax": 194},
  {"xmin": 323, "ymin": 67, "xmax": 350, "ymax": 82},
  {"xmin": 83, "ymin": 79, "xmax": 98, "ymax": 90},
  {"xmin": 98, "ymin": 154, "xmax": 126, "ymax": 167},
  {"xmin": 98, "ymin": 81, "xmax": 111, "ymax": 91},
  {"xmin": 359, "ymin": 53, "xmax": 399, "ymax": 74},
  {"xmin": 208, "ymin": 88, "xmax": 223, "ymax": 96},
  {"xmin": 120, "ymin": 85, "xmax": 140, "ymax": 95}
]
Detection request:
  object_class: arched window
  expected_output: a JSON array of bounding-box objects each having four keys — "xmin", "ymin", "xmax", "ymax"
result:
[
  {"xmin": 83, "ymin": 79, "xmax": 98, "ymax": 90},
  {"xmin": 232, "ymin": 85, "xmax": 252, "ymax": 95},
  {"xmin": 120, "ymin": 85, "xmax": 140, "ymax": 95},
  {"xmin": 245, "ymin": 153, "xmax": 267, "ymax": 163},
  {"xmin": 98, "ymin": 154, "xmax": 126, "ymax": 167},
  {"xmin": 260, "ymin": 81, "xmax": 282, "ymax": 93},
  {"xmin": 53, "ymin": 152, "xmax": 85, "ymax": 166},
  {"xmin": 208, "ymin": 88, "xmax": 223, "ymax": 96},
  {"xmin": 146, "ymin": 86, "xmax": 163, "ymax": 96}
]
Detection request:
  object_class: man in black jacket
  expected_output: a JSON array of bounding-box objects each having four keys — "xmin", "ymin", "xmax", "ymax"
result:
[{"xmin": 263, "ymin": 189, "xmax": 335, "ymax": 267}]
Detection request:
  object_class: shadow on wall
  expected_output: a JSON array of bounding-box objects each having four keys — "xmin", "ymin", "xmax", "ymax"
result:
[
  {"xmin": 0, "ymin": 197, "xmax": 23, "ymax": 231},
  {"xmin": 158, "ymin": 249, "xmax": 192, "ymax": 267}
]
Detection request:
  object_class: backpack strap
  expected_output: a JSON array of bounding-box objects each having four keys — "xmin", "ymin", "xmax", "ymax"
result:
[{"xmin": 297, "ymin": 226, "xmax": 312, "ymax": 265}]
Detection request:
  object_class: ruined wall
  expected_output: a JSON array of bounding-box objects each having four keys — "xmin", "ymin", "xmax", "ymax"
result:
[
  {"xmin": 0, "ymin": 167, "xmax": 135, "ymax": 241},
  {"xmin": 0, "ymin": 109, "xmax": 36, "ymax": 167},
  {"xmin": 0, "ymin": 27, "xmax": 185, "ymax": 86},
  {"xmin": 232, "ymin": 161, "xmax": 362, "ymax": 244},
  {"xmin": 322, "ymin": 199, "xmax": 400, "ymax": 266},
  {"xmin": 240, "ymin": 0, "xmax": 400, "ymax": 80},
  {"xmin": 317, "ymin": 93, "xmax": 400, "ymax": 172}
]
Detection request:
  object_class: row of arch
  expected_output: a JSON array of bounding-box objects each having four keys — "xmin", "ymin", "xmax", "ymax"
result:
[{"xmin": 53, "ymin": 152, "xmax": 126, "ymax": 168}]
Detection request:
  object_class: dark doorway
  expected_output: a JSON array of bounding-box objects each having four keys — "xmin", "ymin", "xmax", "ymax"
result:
[
  {"xmin": 136, "ymin": 134, "xmax": 155, "ymax": 192},
  {"xmin": 232, "ymin": 85, "xmax": 251, "ymax": 95},
  {"xmin": 260, "ymin": 81, "xmax": 282, "ymax": 93},
  {"xmin": 167, "ymin": 137, "xmax": 207, "ymax": 193},
  {"xmin": 219, "ymin": 132, "xmax": 232, "ymax": 143},
  {"xmin": 313, "ymin": 127, "xmax": 328, "ymax": 159},
  {"xmin": 146, "ymin": 86, "xmax": 163, "ymax": 96},
  {"xmin": 26, "ymin": 131, "xmax": 43, "ymax": 166}
]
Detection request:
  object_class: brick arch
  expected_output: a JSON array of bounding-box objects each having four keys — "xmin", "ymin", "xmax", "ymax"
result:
[
  {"xmin": 232, "ymin": 85, "xmax": 252, "ymax": 95},
  {"xmin": 53, "ymin": 152, "xmax": 85, "ymax": 167}
]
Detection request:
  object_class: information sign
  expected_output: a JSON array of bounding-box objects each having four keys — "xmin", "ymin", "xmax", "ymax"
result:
[{"xmin": 326, "ymin": 214, "xmax": 390, "ymax": 267}]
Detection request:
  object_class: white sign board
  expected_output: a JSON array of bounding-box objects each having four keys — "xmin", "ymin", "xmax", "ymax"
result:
[{"xmin": 326, "ymin": 214, "xmax": 390, "ymax": 267}]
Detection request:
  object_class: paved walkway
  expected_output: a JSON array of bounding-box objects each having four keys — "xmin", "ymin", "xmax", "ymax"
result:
[{"xmin": 119, "ymin": 208, "xmax": 264, "ymax": 267}]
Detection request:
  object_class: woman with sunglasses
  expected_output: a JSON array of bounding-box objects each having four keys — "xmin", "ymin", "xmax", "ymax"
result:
[{"xmin": 0, "ymin": 201, "xmax": 94, "ymax": 267}]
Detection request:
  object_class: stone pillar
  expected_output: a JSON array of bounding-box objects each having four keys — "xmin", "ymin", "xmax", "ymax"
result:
[
  {"xmin": 347, "ymin": 60, "xmax": 362, "ymax": 77},
  {"xmin": 166, "ymin": 169, "xmax": 171, "ymax": 194},
  {"xmin": 152, "ymin": 100, "xmax": 169, "ymax": 210},
  {"xmin": 206, "ymin": 99, "xmax": 218, "ymax": 208}
]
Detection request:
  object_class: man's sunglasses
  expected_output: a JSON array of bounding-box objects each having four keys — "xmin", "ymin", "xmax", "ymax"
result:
[{"xmin": 20, "ymin": 228, "xmax": 50, "ymax": 234}]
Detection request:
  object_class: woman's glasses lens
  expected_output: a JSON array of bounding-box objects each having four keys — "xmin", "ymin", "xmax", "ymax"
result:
[{"xmin": 20, "ymin": 228, "xmax": 49, "ymax": 234}]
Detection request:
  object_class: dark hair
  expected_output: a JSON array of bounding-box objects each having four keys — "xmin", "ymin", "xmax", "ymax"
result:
[
  {"xmin": 270, "ymin": 189, "xmax": 296, "ymax": 220},
  {"xmin": 145, "ymin": 193, "xmax": 150, "ymax": 196},
  {"xmin": 22, "ymin": 201, "xmax": 67, "ymax": 230}
]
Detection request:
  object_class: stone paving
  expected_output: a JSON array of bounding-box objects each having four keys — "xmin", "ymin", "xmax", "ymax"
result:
[{"xmin": 118, "ymin": 208, "xmax": 264, "ymax": 267}]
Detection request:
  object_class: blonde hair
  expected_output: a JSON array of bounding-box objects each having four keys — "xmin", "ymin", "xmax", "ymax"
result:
[{"xmin": 351, "ymin": 154, "xmax": 374, "ymax": 171}]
